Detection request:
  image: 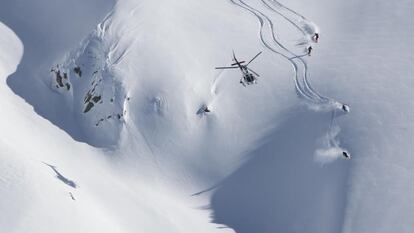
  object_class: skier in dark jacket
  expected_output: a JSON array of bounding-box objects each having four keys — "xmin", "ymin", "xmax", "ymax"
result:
[
  {"xmin": 342, "ymin": 151, "xmax": 351, "ymax": 159},
  {"xmin": 312, "ymin": 33, "xmax": 319, "ymax": 43},
  {"xmin": 307, "ymin": 46, "xmax": 313, "ymax": 56},
  {"xmin": 342, "ymin": 104, "xmax": 350, "ymax": 113}
]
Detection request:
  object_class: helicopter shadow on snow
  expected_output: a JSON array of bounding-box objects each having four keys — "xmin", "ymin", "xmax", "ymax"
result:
[{"xmin": 207, "ymin": 108, "xmax": 350, "ymax": 233}]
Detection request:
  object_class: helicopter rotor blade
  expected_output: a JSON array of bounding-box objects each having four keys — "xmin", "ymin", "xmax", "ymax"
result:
[
  {"xmin": 231, "ymin": 61, "xmax": 245, "ymax": 66},
  {"xmin": 232, "ymin": 50, "xmax": 240, "ymax": 64},
  {"xmin": 215, "ymin": 66, "xmax": 239, "ymax": 70},
  {"xmin": 247, "ymin": 51, "xmax": 262, "ymax": 66},
  {"xmin": 247, "ymin": 67, "xmax": 260, "ymax": 77}
]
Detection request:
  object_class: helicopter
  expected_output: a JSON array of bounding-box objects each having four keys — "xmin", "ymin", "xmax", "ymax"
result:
[{"xmin": 215, "ymin": 51, "xmax": 262, "ymax": 86}]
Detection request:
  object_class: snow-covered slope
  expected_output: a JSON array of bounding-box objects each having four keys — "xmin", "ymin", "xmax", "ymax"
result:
[
  {"xmin": 0, "ymin": 21, "xmax": 232, "ymax": 233},
  {"xmin": 1, "ymin": 0, "xmax": 414, "ymax": 232}
]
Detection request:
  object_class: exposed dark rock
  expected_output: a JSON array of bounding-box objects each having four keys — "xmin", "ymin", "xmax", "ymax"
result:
[
  {"xmin": 51, "ymin": 67, "xmax": 70, "ymax": 90},
  {"xmin": 92, "ymin": 95, "xmax": 101, "ymax": 103},
  {"xmin": 197, "ymin": 104, "xmax": 211, "ymax": 115},
  {"xmin": 83, "ymin": 102, "xmax": 94, "ymax": 113},
  {"xmin": 74, "ymin": 66, "xmax": 82, "ymax": 77},
  {"xmin": 84, "ymin": 92, "xmax": 92, "ymax": 104},
  {"xmin": 55, "ymin": 71, "xmax": 64, "ymax": 87}
]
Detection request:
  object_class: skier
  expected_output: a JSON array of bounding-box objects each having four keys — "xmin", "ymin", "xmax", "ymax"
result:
[
  {"xmin": 307, "ymin": 46, "xmax": 313, "ymax": 56},
  {"xmin": 312, "ymin": 33, "xmax": 319, "ymax": 43},
  {"xmin": 342, "ymin": 104, "xmax": 350, "ymax": 113},
  {"xmin": 342, "ymin": 151, "xmax": 351, "ymax": 159}
]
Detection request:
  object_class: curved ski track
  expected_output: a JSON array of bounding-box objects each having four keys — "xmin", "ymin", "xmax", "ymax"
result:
[{"xmin": 229, "ymin": 0, "xmax": 348, "ymax": 152}]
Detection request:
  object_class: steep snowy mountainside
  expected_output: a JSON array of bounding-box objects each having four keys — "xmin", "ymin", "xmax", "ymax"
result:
[
  {"xmin": 2, "ymin": 0, "xmax": 414, "ymax": 232},
  {"xmin": 6, "ymin": 0, "xmax": 306, "ymax": 180},
  {"xmin": 0, "ymin": 0, "xmax": 115, "ymax": 142},
  {"xmin": 0, "ymin": 21, "xmax": 234, "ymax": 233},
  {"xmin": 0, "ymin": 22, "xmax": 21, "ymax": 77},
  {"xmin": 290, "ymin": 0, "xmax": 414, "ymax": 232},
  {"xmin": 1, "ymin": 0, "xmax": 349, "ymax": 232}
]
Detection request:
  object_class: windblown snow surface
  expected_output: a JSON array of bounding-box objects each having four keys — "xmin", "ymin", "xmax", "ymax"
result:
[{"xmin": 1, "ymin": 0, "xmax": 414, "ymax": 232}]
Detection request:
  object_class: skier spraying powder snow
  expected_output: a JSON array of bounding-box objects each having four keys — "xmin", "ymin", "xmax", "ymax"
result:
[
  {"xmin": 342, "ymin": 151, "xmax": 351, "ymax": 159},
  {"xmin": 312, "ymin": 33, "xmax": 319, "ymax": 43},
  {"xmin": 342, "ymin": 104, "xmax": 350, "ymax": 113}
]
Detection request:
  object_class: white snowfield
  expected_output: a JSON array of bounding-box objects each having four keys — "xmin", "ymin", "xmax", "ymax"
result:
[{"xmin": 0, "ymin": 0, "xmax": 413, "ymax": 232}]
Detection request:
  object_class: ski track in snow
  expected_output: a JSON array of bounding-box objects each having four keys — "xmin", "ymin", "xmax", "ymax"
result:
[
  {"xmin": 234, "ymin": 0, "xmax": 332, "ymax": 105},
  {"xmin": 229, "ymin": 0, "xmax": 349, "ymax": 158},
  {"xmin": 229, "ymin": 0, "xmax": 311, "ymax": 102},
  {"xmin": 263, "ymin": 0, "xmax": 331, "ymax": 103}
]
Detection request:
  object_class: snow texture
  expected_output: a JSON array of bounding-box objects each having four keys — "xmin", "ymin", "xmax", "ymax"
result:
[{"xmin": 1, "ymin": 0, "xmax": 414, "ymax": 232}]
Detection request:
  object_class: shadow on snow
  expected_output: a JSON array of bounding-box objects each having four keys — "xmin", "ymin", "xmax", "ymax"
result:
[{"xmin": 208, "ymin": 109, "xmax": 350, "ymax": 233}]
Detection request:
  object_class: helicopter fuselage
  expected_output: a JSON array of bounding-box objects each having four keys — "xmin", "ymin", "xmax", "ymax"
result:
[
  {"xmin": 237, "ymin": 64, "xmax": 256, "ymax": 85},
  {"xmin": 215, "ymin": 51, "xmax": 262, "ymax": 86}
]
